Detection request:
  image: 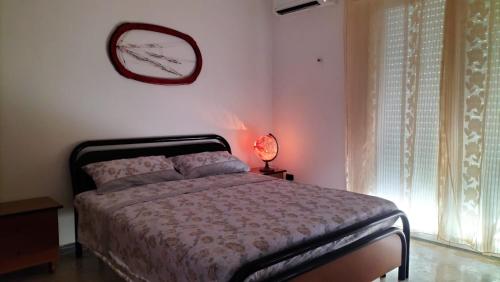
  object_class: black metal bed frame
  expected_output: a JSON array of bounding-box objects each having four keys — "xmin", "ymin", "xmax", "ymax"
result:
[{"xmin": 69, "ymin": 134, "xmax": 410, "ymax": 281}]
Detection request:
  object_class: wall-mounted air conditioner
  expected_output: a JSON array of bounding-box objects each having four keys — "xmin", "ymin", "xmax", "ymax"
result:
[{"xmin": 274, "ymin": 0, "xmax": 338, "ymax": 15}]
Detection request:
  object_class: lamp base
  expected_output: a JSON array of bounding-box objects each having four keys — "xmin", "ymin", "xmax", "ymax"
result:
[{"xmin": 259, "ymin": 161, "xmax": 275, "ymax": 173}]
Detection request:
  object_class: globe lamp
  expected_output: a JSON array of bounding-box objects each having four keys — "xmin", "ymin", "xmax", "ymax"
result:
[{"xmin": 253, "ymin": 133, "xmax": 279, "ymax": 172}]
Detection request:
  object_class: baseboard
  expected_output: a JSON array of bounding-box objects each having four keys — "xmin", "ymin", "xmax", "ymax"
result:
[{"xmin": 59, "ymin": 243, "xmax": 75, "ymax": 256}]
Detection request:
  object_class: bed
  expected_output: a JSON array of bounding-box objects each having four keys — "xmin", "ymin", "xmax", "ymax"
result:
[{"xmin": 70, "ymin": 134, "xmax": 410, "ymax": 281}]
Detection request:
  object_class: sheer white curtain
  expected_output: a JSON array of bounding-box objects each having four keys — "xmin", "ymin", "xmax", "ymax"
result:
[
  {"xmin": 346, "ymin": 0, "xmax": 500, "ymax": 256},
  {"xmin": 438, "ymin": 0, "xmax": 500, "ymax": 255},
  {"xmin": 374, "ymin": 0, "xmax": 445, "ymax": 236}
]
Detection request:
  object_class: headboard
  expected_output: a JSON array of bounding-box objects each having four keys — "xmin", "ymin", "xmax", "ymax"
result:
[{"xmin": 69, "ymin": 134, "xmax": 231, "ymax": 197}]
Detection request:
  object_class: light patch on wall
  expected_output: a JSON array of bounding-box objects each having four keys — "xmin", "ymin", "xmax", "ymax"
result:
[
  {"xmin": 203, "ymin": 109, "xmax": 248, "ymax": 131},
  {"xmin": 201, "ymin": 108, "xmax": 263, "ymax": 166}
]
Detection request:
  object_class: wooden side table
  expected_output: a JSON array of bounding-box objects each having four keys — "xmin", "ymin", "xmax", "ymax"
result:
[
  {"xmin": 251, "ymin": 167, "xmax": 287, "ymax": 179},
  {"xmin": 0, "ymin": 197, "xmax": 62, "ymax": 274}
]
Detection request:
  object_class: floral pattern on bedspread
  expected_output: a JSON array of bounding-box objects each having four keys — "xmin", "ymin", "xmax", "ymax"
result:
[
  {"xmin": 75, "ymin": 173, "xmax": 398, "ymax": 282},
  {"xmin": 74, "ymin": 173, "xmax": 270, "ymax": 255}
]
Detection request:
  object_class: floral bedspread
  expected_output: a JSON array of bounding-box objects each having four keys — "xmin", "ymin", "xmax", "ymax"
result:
[{"xmin": 74, "ymin": 173, "xmax": 398, "ymax": 282}]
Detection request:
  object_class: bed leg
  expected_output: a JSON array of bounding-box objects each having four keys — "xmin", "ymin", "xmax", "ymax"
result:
[
  {"xmin": 397, "ymin": 233, "xmax": 407, "ymax": 281},
  {"xmin": 398, "ymin": 265, "xmax": 406, "ymax": 280},
  {"xmin": 74, "ymin": 209, "xmax": 83, "ymax": 258},
  {"xmin": 75, "ymin": 242, "xmax": 83, "ymax": 258},
  {"xmin": 401, "ymin": 215, "xmax": 410, "ymax": 279}
]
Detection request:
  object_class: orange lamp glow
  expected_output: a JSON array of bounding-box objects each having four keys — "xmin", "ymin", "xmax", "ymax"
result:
[{"xmin": 253, "ymin": 133, "xmax": 279, "ymax": 172}]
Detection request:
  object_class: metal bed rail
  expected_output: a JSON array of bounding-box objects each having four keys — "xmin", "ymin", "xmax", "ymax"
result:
[{"xmin": 230, "ymin": 210, "xmax": 410, "ymax": 281}]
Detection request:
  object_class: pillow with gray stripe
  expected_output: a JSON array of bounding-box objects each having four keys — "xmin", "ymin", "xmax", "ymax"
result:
[
  {"xmin": 172, "ymin": 151, "xmax": 249, "ymax": 179},
  {"xmin": 83, "ymin": 155, "xmax": 183, "ymax": 194}
]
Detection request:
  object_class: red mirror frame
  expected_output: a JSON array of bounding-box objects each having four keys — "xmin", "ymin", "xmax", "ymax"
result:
[{"xmin": 108, "ymin": 23, "xmax": 203, "ymax": 85}]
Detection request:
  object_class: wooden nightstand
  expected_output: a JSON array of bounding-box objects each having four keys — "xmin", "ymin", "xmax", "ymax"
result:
[
  {"xmin": 251, "ymin": 167, "xmax": 287, "ymax": 179},
  {"xmin": 0, "ymin": 197, "xmax": 62, "ymax": 274}
]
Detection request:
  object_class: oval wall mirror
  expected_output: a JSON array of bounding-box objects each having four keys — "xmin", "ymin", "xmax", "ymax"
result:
[{"xmin": 109, "ymin": 23, "xmax": 202, "ymax": 85}]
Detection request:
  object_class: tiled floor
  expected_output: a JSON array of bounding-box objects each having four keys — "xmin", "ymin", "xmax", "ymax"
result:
[
  {"xmin": 2, "ymin": 239, "xmax": 499, "ymax": 282},
  {"xmin": 381, "ymin": 239, "xmax": 500, "ymax": 282}
]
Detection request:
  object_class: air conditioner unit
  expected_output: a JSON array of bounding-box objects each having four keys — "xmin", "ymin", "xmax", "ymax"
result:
[{"xmin": 274, "ymin": 0, "xmax": 338, "ymax": 15}]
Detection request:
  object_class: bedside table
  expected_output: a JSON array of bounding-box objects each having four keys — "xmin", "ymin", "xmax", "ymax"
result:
[
  {"xmin": 251, "ymin": 167, "xmax": 287, "ymax": 179},
  {"xmin": 0, "ymin": 197, "xmax": 62, "ymax": 274}
]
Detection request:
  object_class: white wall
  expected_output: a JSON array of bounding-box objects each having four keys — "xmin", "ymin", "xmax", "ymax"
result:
[
  {"xmin": 0, "ymin": 0, "xmax": 347, "ymax": 246},
  {"xmin": 271, "ymin": 3, "xmax": 346, "ymax": 189},
  {"xmin": 0, "ymin": 0, "xmax": 273, "ymax": 245}
]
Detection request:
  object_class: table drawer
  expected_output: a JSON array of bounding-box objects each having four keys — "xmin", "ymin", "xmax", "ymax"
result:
[{"xmin": 0, "ymin": 209, "xmax": 59, "ymax": 273}]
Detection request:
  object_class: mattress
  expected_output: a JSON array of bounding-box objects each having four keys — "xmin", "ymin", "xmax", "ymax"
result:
[{"xmin": 74, "ymin": 172, "xmax": 398, "ymax": 282}]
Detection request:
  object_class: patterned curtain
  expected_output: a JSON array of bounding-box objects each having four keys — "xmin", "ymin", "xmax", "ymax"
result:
[{"xmin": 346, "ymin": 0, "xmax": 500, "ymax": 256}]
